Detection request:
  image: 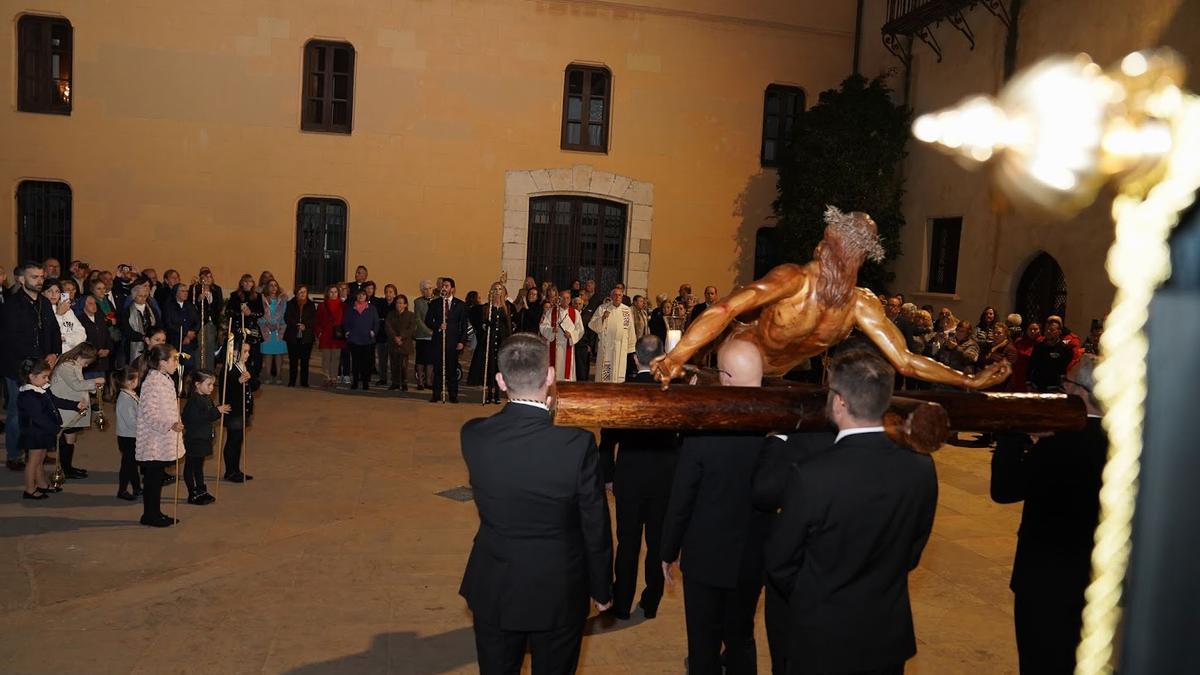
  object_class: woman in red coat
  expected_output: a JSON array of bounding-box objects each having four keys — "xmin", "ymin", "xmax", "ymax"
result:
[{"xmin": 315, "ymin": 285, "xmax": 346, "ymax": 387}]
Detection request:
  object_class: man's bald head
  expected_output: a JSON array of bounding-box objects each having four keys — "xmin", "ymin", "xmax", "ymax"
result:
[{"xmin": 718, "ymin": 339, "xmax": 763, "ymax": 387}]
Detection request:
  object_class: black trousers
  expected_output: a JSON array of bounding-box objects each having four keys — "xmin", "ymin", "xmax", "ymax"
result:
[
  {"xmin": 431, "ymin": 336, "xmax": 461, "ymax": 401},
  {"xmin": 1014, "ymin": 591, "xmax": 1083, "ymax": 675},
  {"xmin": 183, "ymin": 454, "xmax": 207, "ymax": 494},
  {"xmin": 682, "ymin": 577, "xmax": 762, "ymax": 675},
  {"xmin": 223, "ymin": 421, "xmax": 245, "ymax": 476},
  {"xmin": 287, "ymin": 341, "xmax": 312, "ymax": 386},
  {"xmin": 574, "ymin": 344, "xmax": 591, "ymax": 382},
  {"xmin": 349, "ymin": 343, "xmax": 373, "ymax": 388},
  {"xmin": 765, "ymin": 581, "xmax": 789, "ymax": 675},
  {"xmin": 140, "ymin": 460, "xmax": 172, "ymax": 519},
  {"xmin": 117, "ymin": 436, "xmax": 141, "ymax": 493},
  {"xmin": 473, "ymin": 618, "xmax": 584, "ymax": 675},
  {"xmin": 389, "ymin": 350, "xmax": 409, "ymax": 387},
  {"xmin": 613, "ymin": 491, "xmax": 668, "ymax": 615}
]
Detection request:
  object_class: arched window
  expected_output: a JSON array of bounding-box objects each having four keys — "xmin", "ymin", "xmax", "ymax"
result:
[
  {"xmin": 561, "ymin": 65, "xmax": 611, "ymax": 153},
  {"xmin": 295, "ymin": 198, "xmax": 347, "ymax": 291},
  {"xmin": 1016, "ymin": 252, "xmax": 1068, "ymax": 324},
  {"xmin": 527, "ymin": 196, "xmax": 626, "ymax": 294},
  {"xmin": 17, "ymin": 180, "xmax": 72, "ymax": 263}
]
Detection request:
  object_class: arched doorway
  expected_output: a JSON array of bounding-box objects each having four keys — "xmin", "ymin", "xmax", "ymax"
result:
[
  {"xmin": 526, "ymin": 195, "xmax": 627, "ymax": 294},
  {"xmin": 1015, "ymin": 252, "xmax": 1068, "ymax": 324}
]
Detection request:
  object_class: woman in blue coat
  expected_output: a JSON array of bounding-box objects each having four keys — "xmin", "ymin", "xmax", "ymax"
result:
[{"xmin": 341, "ymin": 289, "xmax": 379, "ymax": 391}]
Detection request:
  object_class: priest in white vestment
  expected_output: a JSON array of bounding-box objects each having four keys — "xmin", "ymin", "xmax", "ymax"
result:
[
  {"xmin": 588, "ymin": 283, "xmax": 637, "ymax": 383},
  {"xmin": 540, "ymin": 289, "xmax": 585, "ymax": 381}
]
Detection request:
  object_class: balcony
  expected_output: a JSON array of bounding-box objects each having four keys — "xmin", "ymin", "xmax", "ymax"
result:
[{"xmin": 881, "ymin": 0, "xmax": 1010, "ymax": 65}]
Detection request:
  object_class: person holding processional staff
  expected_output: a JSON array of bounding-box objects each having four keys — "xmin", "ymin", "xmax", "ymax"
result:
[
  {"xmin": 541, "ymin": 289, "xmax": 585, "ymax": 382},
  {"xmin": 424, "ymin": 277, "xmax": 468, "ymax": 404},
  {"xmin": 221, "ymin": 339, "xmax": 258, "ymax": 482},
  {"xmin": 589, "ymin": 282, "xmax": 636, "ymax": 383},
  {"xmin": 478, "ymin": 282, "xmax": 513, "ymax": 404}
]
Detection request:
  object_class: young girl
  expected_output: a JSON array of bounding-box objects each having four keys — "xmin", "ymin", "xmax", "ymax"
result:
[
  {"xmin": 181, "ymin": 369, "xmax": 230, "ymax": 504},
  {"xmin": 109, "ymin": 368, "xmax": 143, "ymax": 500},
  {"xmin": 18, "ymin": 358, "xmax": 80, "ymax": 499},
  {"xmin": 222, "ymin": 341, "xmax": 259, "ymax": 482},
  {"xmin": 49, "ymin": 343, "xmax": 107, "ymax": 479},
  {"xmin": 135, "ymin": 345, "xmax": 185, "ymax": 527}
]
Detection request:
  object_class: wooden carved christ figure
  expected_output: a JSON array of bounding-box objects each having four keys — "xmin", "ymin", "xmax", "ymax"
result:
[{"xmin": 651, "ymin": 206, "xmax": 1012, "ymax": 390}]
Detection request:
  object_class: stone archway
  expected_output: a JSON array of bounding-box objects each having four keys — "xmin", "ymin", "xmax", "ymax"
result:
[{"xmin": 502, "ymin": 165, "xmax": 654, "ymax": 299}]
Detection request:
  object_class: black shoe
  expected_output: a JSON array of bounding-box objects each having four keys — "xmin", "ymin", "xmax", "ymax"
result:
[
  {"xmin": 65, "ymin": 467, "xmax": 89, "ymax": 479},
  {"xmin": 604, "ymin": 607, "xmax": 631, "ymax": 621},
  {"xmin": 6, "ymin": 460, "xmax": 26, "ymax": 471},
  {"xmin": 243, "ymin": 473, "xmax": 254, "ymax": 481},
  {"xmin": 23, "ymin": 491, "xmax": 49, "ymax": 500},
  {"xmin": 638, "ymin": 601, "xmax": 658, "ymax": 619},
  {"xmin": 116, "ymin": 491, "xmax": 137, "ymax": 501},
  {"xmin": 388, "ymin": 385, "xmax": 399, "ymax": 391},
  {"xmin": 133, "ymin": 488, "xmax": 144, "ymax": 497},
  {"xmin": 197, "ymin": 492, "xmax": 216, "ymax": 505},
  {"xmin": 225, "ymin": 473, "xmax": 245, "ymax": 483},
  {"xmin": 140, "ymin": 514, "xmax": 175, "ymax": 527},
  {"xmin": 161, "ymin": 474, "xmax": 176, "ymax": 486},
  {"xmin": 449, "ymin": 397, "xmax": 459, "ymax": 404},
  {"xmin": 38, "ymin": 485, "xmax": 62, "ymax": 494},
  {"xmin": 376, "ymin": 379, "xmax": 387, "ymax": 386}
]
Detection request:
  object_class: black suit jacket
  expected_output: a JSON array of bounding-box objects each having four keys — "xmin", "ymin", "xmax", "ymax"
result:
[
  {"xmin": 424, "ymin": 296, "xmax": 469, "ymax": 350},
  {"xmin": 598, "ymin": 371, "xmax": 679, "ymax": 496},
  {"xmin": 765, "ymin": 432, "xmax": 937, "ymax": 673},
  {"xmin": 751, "ymin": 431, "xmax": 837, "ymax": 513},
  {"xmin": 661, "ymin": 432, "xmax": 769, "ymax": 589},
  {"xmin": 460, "ymin": 403, "xmax": 613, "ymax": 631},
  {"xmin": 991, "ymin": 418, "xmax": 1106, "ymax": 598},
  {"xmin": 0, "ymin": 291, "xmax": 63, "ymax": 378}
]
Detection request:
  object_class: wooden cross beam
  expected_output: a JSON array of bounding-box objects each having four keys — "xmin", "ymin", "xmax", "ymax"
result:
[{"xmin": 552, "ymin": 382, "xmax": 1087, "ymax": 454}]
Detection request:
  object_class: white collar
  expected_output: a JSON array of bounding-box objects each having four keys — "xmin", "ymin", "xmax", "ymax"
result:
[
  {"xmin": 19, "ymin": 384, "xmax": 48, "ymax": 393},
  {"xmin": 834, "ymin": 426, "xmax": 886, "ymax": 444},
  {"xmin": 509, "ymin": 399, "xmax": 549, "ymax": 411}
]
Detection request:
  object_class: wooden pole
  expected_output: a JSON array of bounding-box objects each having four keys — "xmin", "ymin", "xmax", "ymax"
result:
[
  {"xmin": 552, "ymin": 382, "xmax": 1087, "ymax": 451},
  {"xmin": 173, "ymin": 429, "xmax": 182, "ymax": 522}
]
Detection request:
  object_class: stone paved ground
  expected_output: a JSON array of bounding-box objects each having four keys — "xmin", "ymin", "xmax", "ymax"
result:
[{"xmin": 0, "ymin": 384, "xmax": 1021, "ymax": 674}]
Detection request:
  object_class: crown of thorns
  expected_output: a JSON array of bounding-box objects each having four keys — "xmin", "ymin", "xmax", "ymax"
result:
[{"xmin": 824, "ymin": 205, "xmax": 886, "ymax": 263}]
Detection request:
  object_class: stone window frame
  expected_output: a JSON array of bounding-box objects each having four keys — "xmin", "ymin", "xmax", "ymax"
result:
[{"xmin": 503, "ymin": 165, "xmax": 653, "ymax": 299}]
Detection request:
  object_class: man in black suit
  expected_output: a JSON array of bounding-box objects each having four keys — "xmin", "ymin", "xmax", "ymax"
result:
[
  {"xmin": 752, "ymin": 430, "xmax": 836, "ymax": 675},
  {"xmin": 661, "ymin": 339, "xmax": 769, "ymax": 675},
  {"xmin": 991, "ymin": 355, "xmax": 1106, "ymax": 674},
  {"xmin": 424, "ymin": 277, "xmax": 469, "ymax": 403},
  {"xmin": 598, "ymin": 334, "xmax": 679, "ymax": 620},
  {"xmin": 460, "ymin": 333, "xmax": 613, "ymax": 674},
  {"xmin": 765, "ymin": 349, "xmax": 937, "ymax": 675}
]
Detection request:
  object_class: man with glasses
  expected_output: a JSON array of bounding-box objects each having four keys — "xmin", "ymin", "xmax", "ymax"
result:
[
  {"xmin": 991, "ymin": 355, "xmax": 1106, "ymax": 673},
  {"xmin": 764, "ymin": 347, "xmax": 937, "ymax": 675},
  {"xmin": 1, "ymin": 262, "xmax": 63, "ymax": 470}
]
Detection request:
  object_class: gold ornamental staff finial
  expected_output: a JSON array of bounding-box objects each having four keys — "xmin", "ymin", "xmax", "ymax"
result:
[{"xmin": 913, "ymin": 48, "xmax": 1200, "ymax": 675}]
